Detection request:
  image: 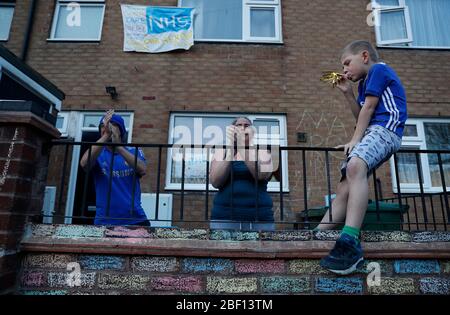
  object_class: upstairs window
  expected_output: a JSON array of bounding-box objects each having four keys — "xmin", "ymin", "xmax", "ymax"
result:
[
  {"xmin": 49, "ymin": 0, "xmax": 105, "ymax": 41},
  {"xmin": 0, "ymin": 1, "xmax": 15, "ymax": 41},
  {"xmin": 373, "ymin": 0, "xmax": 450, "ymax": 48},
  {"xmin": 179, "ymin": 0, "xmax": 282, "ymax": 43}
]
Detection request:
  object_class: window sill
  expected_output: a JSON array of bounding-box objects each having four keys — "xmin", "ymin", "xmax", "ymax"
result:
[
  {"xmin": 46, "ymin": 39, "xmax": 101, "ymax": 43},
  {"xmin": 194, "ymin": 40, "xmax": 284, "ymax": 45},
  {"xmin": 377, "ymin": 45, "xmax": 450, "ymax": 51},
  {"xmin": 393, "ymin": 188, "xmax": 450, "ymax": 194}
]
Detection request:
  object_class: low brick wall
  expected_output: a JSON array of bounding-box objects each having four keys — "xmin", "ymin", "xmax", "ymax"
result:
[{"xmin": 16, "ymin": 224, "xmax": 450, "ymax": 295}]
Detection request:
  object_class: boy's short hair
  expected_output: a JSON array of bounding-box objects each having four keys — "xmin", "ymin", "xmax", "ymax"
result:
[{"xmin": 342, "ymin": 40, "xmax": 379, "ymax": 62}]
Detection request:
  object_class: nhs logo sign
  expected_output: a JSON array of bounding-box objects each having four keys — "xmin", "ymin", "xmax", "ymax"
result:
[
  {"xmin": 146, "ymin": 7, "xmax": 193, "ymax": 34},
  {"xmin": 121, "ymin": 5, "xmax": 194, "ymax": 53}
]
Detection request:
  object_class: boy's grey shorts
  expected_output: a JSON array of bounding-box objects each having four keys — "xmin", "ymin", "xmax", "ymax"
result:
[{"xmin": 340, "ymin": 125, "xmax": 401, "ymax": 180}]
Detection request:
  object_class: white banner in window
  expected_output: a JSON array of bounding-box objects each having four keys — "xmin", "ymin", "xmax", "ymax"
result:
[{"xmin": 120, "ymin": 5, "xmax": 194, "ymax": 53}]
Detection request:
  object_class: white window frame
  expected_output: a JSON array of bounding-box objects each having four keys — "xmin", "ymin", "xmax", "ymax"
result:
[
  {"xmin": 372, "ymin": 0, "xmax": 413, "ymax": 46},
  {"xmin": 63, "ymin": 111, "xmax": 134, "ymax": 224},
  {"xmin": 390, "ymin": 118, "xmax": 450, "ymax": 193},
  {"xmin": 243, "ymin": 4, "xmax": 281, "ymax": 42},
  {"xmin": 246, "ymin": 0, "xmax": 279, "ymax": 3},
  {"xmin": 0, "ymin": 2, "xmax": 15, "ymax": 41},
  {"xmin": 373, "ymin": 0, "xmax": 450, "ymax": 49},
  {"xmin": 56, "ymin": 111, "xmax": 69, "ymax": 137},
  {"xmin": 166, "ymin": 112, "xmax": 289, "ymax": 192},
  {"xmin": 178, "ymin": 0, "xmax": 283, "ymax": 43},
  {"xmin": 48, "ymin": 0, "xmax": 106, "ymax": 42}
]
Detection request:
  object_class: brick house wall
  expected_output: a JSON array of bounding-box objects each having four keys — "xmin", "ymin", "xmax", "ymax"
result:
[
  {"xmin": 3, "ymin": 0, "xmax": 449, "ymax": 227},
  {"xmin": 17, "ymin": 224, "xmax": 450, "ymax": 295}
]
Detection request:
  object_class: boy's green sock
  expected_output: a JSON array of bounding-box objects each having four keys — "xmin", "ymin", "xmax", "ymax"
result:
[{"xmin": 341, "ymin": 225, "xmax": 360, "ymax": 242}]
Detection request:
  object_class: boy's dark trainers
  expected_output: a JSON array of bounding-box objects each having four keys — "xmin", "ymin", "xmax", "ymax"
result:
[{"xmin": 320, "ymin": 233, "xmax": 364, "ymax": 275}]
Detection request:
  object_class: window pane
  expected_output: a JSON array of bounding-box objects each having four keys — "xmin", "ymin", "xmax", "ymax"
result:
[
  {"xmin": 172, "ymin": 116, "xmax": 234, "ymax": 145},
  {"xmin": 397, "ymin": 147, "xmax": 423, "ymax": 184},
  {"xmin": 170, "ymin": 115, "xmax": 284, "ymax": 185},
  {"xmin": 170, "ymin": 148, "xmax": 208, "ymax": 184},
  {"xmin": 403, "ymin": 124, "xmax": 418, "ymax": 137},
  {"xmin": 377, "ymin": 0, "xmax": 400, "ymax": 6},
  {"xmin": 171, "ymin": 116, "xmax": 233, "ymax": 184},
  {"xmin": 83, "ymin": 115, "xmax": 103, "ymax": 128},
  {"xmin": 0, "ymin": 6, "xmax": 14, "ymax": 40},
  {"xmin": 56, "ymin": 116, "xmax": 65, "ymax": 129},
  {"xmin": 54, "ymin": 4, "xmax": 104, "ymax": 39},
  {"xmin": 380, "ymin": 10, "xmax": 408, "ymax": 42},
  {"xmin": 424, "ymin": 122, "xmax": 450, "ymax": 187},
  {"xmin": 172, "ymin": 116, "xmax": 283, "ymax": 145},
  {"xmin": 253, "ymin": 119, "xmax": 280, "ymax": 135},
  {"xmin": 253, "ymin": 119, "xmax": 281, "ymax": 146},
  {"xmin": 405, "ymin": 0, "xmax": 450, "ymax": 47},
  {"xmin": 250, "ymin": 8, "xmax": 275, "ymax": 37},
  {"xmin": 181, "ymin": 0, "xmax": 242, "ymax": 40}
]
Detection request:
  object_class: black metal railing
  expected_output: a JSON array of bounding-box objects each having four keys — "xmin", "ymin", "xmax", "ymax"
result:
[{"xmin": 42, "ymin": 140, "xmax": 450, "ymax": 231}]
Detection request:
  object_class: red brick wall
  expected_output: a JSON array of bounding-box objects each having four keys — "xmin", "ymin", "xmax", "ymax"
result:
[
  {"xmin": 0, "ymin": 114, "xmax": 59, "ymax": 294},
  {"xmin": 4, "ymin": 0, "xmax": 449, "ymax": 227}
]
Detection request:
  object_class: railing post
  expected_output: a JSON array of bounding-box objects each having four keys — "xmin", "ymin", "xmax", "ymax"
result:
[
  {"xmin": 278, "ymin": 146, "xmax": 284, "ymax": 223},
  {"xmin": 205, "ymin": 146, "xmax": 210, "ymax": 221},
  {"xmin": 80, "ymin": 145, "xmax": 92, "ymax": 219},
  {"xmin": 415, "ymin": 152, "xmax": 428, "ymax": 230},
  {"xmin": 155, "ymin": 146, "xmax": 162, "ymax": 223},
  {"xmin": 130, "ymin": 145, "xmax": 139, "ymax": 216},
  {"xmin": 105, "ymin": 145, "xmax": 116, "ymax": 221},
  {"xmin": 302, "ymin": 150, "xmax": 309, "ymax": 229},
  {"xmin": 255, "ymin": 145, "xmax": 259, "ymax": 222},
  {"xmin": 325, "ymin": 150, "xmax": 333, "ymax": 224},
  {"xmin": 437, "ymin": 153, "xmax": 450, "ymax": 227},
  {"xmin": 58, "ymin": 142, "xmax": 70, "ymax": 214},
  {"xmin": 393, "ymin": 153, "xmax": 407, "ymax": 230},
  {"xmin": 180, "ymin": 146, "xmax": 186, "ymax": 221}
]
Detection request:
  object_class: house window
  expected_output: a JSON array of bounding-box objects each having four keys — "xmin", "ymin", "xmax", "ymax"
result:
[
  {"xmin": 166, "ymin": 112, "xmax": 289, "ymax": 192},
  {"xmin": 0, "ymin": 2, "xmax": 14, "ymax": 41},
  {"xmin": 373, "ymin": 0, "xmax": 450, "ymax": 48},
  {"xmin": 49, "ymin": 0, "xmax": 105, "ymax": 41},
  {"xmin": 390, "ymin": 118, "xmax": 450, "ymax": 193},
  {"xmin": 178, "ymin": 0, "xmax": 282, "ymax": 43},
  {"xmin": 56, "ymin": 112, "xmax": 69, "ymax": 137}
]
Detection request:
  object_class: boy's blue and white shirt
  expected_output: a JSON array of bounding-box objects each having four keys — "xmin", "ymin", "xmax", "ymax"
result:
[
  {"xmin": 92, "ymin": 147, "xmax": 148, "ymax": 225},
  {"xmin": 357, "ymin": 63, "xmax": 408, "ymax": 138}
]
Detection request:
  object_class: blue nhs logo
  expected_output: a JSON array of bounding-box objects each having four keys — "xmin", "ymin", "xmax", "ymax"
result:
[{"xmin": 146, "ymin": 7, "xmax": 193, "ymax": 34}]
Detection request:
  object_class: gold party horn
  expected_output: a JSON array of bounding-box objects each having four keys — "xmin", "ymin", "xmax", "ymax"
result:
[{"xmin": 320, "ymin": 71, "xmax": 344, "ymax": 88}]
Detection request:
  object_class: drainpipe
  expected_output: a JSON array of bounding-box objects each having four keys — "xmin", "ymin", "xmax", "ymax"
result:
[{"xmin": 21, "ymin": 0, "xmax": 38, "ymax": 62}]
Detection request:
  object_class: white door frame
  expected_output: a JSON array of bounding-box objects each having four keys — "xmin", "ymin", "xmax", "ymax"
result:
[{"xmin": 64, "ymin": 111, "xmax": 134, "ymax": 224}]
